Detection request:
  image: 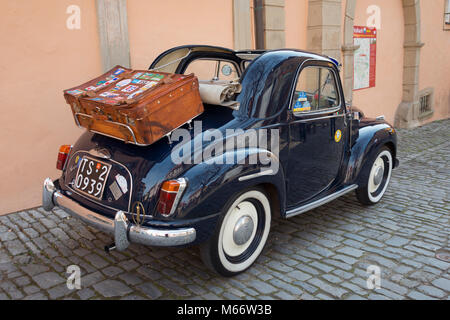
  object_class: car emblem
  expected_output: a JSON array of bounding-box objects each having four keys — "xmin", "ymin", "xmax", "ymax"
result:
[
  {"xmin": 334, "ymin": 130, "xmax": 342, "ymax": 143},
  {"xmin": 131, "ymin": 201, "xmax": 146, "ymax": 227},
  {"xmin": 89, "ymin": 147, "xmax": 111, "ymax": 159}
]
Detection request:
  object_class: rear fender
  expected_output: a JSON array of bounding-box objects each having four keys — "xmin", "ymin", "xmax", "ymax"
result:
[{"xmin": 176, "ymin": 148, "xmax": 286, "ymax": 221}]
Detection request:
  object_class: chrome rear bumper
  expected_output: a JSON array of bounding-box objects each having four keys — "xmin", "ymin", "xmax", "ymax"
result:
[{"xmin": 42, "ymin": 178, "xmax": 196, "ymax": 250}]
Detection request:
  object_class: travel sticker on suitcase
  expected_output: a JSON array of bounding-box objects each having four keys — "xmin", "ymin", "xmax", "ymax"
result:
[{"xmin": 63, "ymin": 66, "xmax": 204, "ymax": 145}]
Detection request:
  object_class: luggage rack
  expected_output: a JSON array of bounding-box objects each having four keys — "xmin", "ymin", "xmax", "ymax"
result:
[{"xmin": 74, "ymin": 112, "xmax": 195, "ymax": 146}]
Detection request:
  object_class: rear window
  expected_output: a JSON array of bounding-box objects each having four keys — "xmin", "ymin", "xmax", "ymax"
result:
[{"xmin": 184, "ymin": 59, "xmax": 239, "ymax": 82}]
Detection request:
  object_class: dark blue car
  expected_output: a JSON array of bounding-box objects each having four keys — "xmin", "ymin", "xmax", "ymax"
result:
[{"xmin": 43, "ymin": 45, "xmax": 399, "ymax": 276}]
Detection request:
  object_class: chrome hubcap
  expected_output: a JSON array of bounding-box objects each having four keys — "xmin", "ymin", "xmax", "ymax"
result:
[
  {"xmin": 373, "ymin": 166, "xmax": 384, "ymax": 186},
  {"xmin": 369, "ymin": 157, "xmax": 385, "ymax": 193},
  {"xmin": 367, "ymin": 150, "xmax": 393, "ymax": 203},
  {"xmin": 222, "ymin": 200, "xmax": 258, "ymax": 257},
  {"xmin": 233, "ymin": 215, "xmax": 254, "ymax": 245}
]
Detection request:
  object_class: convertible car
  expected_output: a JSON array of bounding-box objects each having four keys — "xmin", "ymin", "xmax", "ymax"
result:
[{"xmin": 43, "ymin": 45, "xmax": 399, "ymax": 276}]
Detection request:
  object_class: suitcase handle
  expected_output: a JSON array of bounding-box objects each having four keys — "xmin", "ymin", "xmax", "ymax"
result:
[
  {"xmin": 162, "ymin": 74, "xmax": 176, "ymax": 84},
  {"xmin": 122, "ymin": 75, "xmax": 174, "ymax": 105}
]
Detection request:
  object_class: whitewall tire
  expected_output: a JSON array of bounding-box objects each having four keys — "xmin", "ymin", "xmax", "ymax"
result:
[
  {"xmin": 200, "ymin": 188, "xmax": 271, "ymax": 276},
  {"xmin": 356, "ymin": 147, "xmax": 393, "ymax": 205}
]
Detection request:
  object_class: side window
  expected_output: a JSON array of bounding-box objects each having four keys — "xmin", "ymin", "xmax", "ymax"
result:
[
  {"xmin": 184, "ymin": 59, "xmax": 239, "ymax": 81},
  {"xmin": 292, "ymin": 66, "xmax": 339, "ymax": 113},
  {"xmin": 184, "ymin": 59, "xmax": 216, "ymax": 80}
]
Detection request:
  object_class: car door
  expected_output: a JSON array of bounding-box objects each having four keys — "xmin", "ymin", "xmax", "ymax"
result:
[{"xmin": 286, "ymin": 61, "xmax": 347, "ymax": 208}]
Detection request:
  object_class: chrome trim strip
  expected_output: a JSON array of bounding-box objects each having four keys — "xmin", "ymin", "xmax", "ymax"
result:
[
  {"xmin": 42, "ymin": 179, "xmax": 196, "ymax": 248},
  {"xmin": 287, "ymin": 58, "xmax": 313, "ymax": 114},
  {"xmin": 295, "ymin": 107, "xmax": 342, "ymax": 117},
  {"xmin": 288, "ymin": 64, "xmax": 343, "ymax": 114},
  {"xmin": 61, "ymin": 145, "xmax": 73, "ymax": 172},
  {"xmin": 285, "ymin": 184, "xmax": 358, "ymax": 218},
  {"xmin": 238, "ymin": 169, "xmax": 274, "ymax": 182},
  {"xmin": 161, "ymin": 190, "xmax": 179, "ymax": 194},
  {"xmin": 168, "ymin": 178, "xmax": 187, "ymax": 216},
  {"xmin": 294, "ymin": 113, "xmax": 345, "ymax": 123}
]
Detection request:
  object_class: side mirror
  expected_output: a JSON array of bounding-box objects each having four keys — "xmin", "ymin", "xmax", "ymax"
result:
[{"xmin": 346, "ymin": 111, "xmax": 360, "ymax": 120}]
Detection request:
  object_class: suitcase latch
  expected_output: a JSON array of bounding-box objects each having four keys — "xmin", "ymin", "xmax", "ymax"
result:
[
  {"xmin": 126, "ymin": 115, "xmax": 135, "ymax": 126},
  {"xmin": 95, "ymin": 107, "xmax": 104, "ymax": 115}
]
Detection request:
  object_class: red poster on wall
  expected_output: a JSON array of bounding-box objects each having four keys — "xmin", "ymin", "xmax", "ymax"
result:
[{"xmin": 353, "ymin": 26, "xmax": 377, "ymax": 90}]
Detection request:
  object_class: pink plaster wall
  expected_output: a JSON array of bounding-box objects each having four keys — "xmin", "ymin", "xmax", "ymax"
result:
[
  {"xmin": 418, "ymin": 0, "xmax": 450, "ymax": 123},
  {"xmin": 351, "ymin": 0, "xmax": 405, "ymax": 124},
  {"xmin": 285, "ymin": 0, "xmax": 308, "ymax": 49},
  {"xmin": 127, "ymin": 0, "xmax": 234, "ymax": 69},
  {"xmin": 0, "ymin": 0, "xmax": 102, "ymax": 214}
]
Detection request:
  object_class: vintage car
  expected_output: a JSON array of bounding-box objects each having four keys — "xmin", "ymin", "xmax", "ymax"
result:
[{"xmin": 43, "ymin": 45, "xmax": 399, "ymax": 276}]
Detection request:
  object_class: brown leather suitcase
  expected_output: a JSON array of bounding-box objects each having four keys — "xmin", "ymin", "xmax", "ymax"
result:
[
  {"xmin": 64, "ymin": 66, "xmax": 132, "ymax": 120},
  {"xmin": 64, "ymin": 66, "xmax": 204, "ymax": 146}
]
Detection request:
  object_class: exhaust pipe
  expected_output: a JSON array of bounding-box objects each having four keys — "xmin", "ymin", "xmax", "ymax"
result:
[{"xmin": 104, "ymin": 243, "xmax": 116, "ymax": 253}]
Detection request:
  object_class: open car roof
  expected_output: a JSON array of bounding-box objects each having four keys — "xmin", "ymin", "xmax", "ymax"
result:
[
  {"xmin": 149, "ymin": 45, "xmax": 339, "ymax": 74},
  {"xmin": 149, "ymin": 45, "xmax": 244, "ymax": 73}
]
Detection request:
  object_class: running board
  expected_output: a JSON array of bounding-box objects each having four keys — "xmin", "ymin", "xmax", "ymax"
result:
[{"xmin": 285, "ymin": 184, "xmax": 358, "ymax": 218}]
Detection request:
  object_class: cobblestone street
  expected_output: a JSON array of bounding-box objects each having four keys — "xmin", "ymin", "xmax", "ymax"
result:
[{"xmin": 0, "ymin": 119, "xmax": 449, "ymax": 300}]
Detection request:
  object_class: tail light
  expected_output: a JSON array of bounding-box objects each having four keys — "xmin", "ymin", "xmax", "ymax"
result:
[
  {"xmin": 56, "ymin": 145, "xmax": 72, "ymax": 170},
  {"xmin": 157, "ymin": 178, "xmax": 187, "ymax": 216}
]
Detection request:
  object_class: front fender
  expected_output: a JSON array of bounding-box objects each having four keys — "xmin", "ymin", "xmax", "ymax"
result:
[
  {"xmin": 345, "ymin": 120, "xmax": 397, "ymax": 185},
  {"xmin": 176, "ymin": 148, "xmax": 286, "ymax": 221}
]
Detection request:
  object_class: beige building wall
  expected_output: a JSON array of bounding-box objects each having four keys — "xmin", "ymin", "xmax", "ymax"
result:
[
  {"xmin": 285, "ymin": 0, "xmax": 308, "ymax": 49},
  {"xmin": 0, "ymin": 0, "xmax": 102, "ymax": 214},
  {"xmin": 127, "ymin": 0, "xmax": 234, "ymax": 69},
  {"xmin": 351, "ymin": 0, "xmax": 405, "ymax": 124},
  {"xmin": 418, "ymin": 0, "xmax": 450, "ymax": 123}
]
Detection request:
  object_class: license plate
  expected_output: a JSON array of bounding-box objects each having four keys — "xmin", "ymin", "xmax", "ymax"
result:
[{"xmin": 74, "ymin": 156, "xmax": 112, "ymax": 200}]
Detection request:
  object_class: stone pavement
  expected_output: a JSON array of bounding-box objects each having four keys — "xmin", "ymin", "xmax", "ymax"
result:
[{"xmin": 0, "ymin": 119, "xmax": 449, "ymax": 300}]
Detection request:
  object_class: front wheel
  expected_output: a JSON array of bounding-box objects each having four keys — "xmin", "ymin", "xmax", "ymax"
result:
[
  {"xmin": 200, "ymin": 188, "xmax": 271, "ymax": 277},
  {"xmin": 356, "ymin": 146, "xmax": 393, "ymax": 205}
]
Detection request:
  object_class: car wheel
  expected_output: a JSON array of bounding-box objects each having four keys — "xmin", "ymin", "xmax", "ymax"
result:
[
  {"xmin": 200, "ymin": 188, "xmax": 271, "ymax": 277},
  {"xmin": 356, "ymin": 146, "xmax": 393, "ymax": 205}
]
